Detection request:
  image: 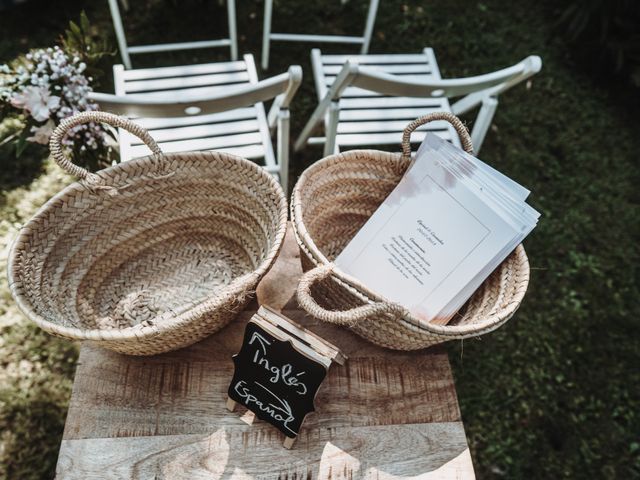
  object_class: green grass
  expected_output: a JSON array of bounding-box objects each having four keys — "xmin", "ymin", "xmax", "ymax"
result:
[
  {"xmin": 0, "ymin": 162, "xmax": 77, "ymax": 480},
  {"xmin": 1, "ymin": 0, "xmax": 639, "ymax": 478}
]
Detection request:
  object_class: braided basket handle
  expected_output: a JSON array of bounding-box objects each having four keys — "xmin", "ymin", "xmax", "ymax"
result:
[
  {"xmin": 49, "ymin": 111, "xmax": 162, "ymax": 183},
  {"xmin": 401, "ymin": 112, "xmax": 474, "ymax": 159},
  {"xmin": 297, "ymin": 263, "xmax": 407, "ymax": 325}
]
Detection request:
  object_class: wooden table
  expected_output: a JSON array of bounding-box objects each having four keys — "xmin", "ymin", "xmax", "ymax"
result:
[{"xmin": 56, "ymin": 227, "xmax": 475, "ymax": 479}]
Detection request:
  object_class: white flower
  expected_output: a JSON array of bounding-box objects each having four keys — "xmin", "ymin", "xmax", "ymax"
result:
[
  {"xmin": 3, "ymin": 46, "xmax": 107, "ymax": 154},
  {"xmin": 27, "ymin": 119, "xmax": 56, "ymax": 144},
  {"xmin": 10, "ymin": 85, "xmax": 60, "ymax": 122}
]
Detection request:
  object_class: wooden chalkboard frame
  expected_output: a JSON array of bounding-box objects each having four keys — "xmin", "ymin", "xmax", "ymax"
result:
[{"xmin": 227, "ymin": 306, "xmax": 345, "ymax": 448}]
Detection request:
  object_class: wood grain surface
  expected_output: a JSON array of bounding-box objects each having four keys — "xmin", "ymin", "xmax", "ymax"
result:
[{"xmin": 56, "ymin": 226, "xmax": 475, "ymax": 479}]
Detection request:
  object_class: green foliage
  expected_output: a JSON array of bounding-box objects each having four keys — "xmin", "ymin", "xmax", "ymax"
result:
[
  {"xmin": 0, "ymin": 161, "xmax": 76, "ymax": 480},
  {"xmin": 0, "ymin": 117, "xmax": 46, "ymax": 188},
  {"xmin": 60, "ymin": 11, "xmax": 115, "ymax": 88},
  {"xmin": 556, "ymin": 0, "xmax": 640, "ymax": 86},
  {"xmin": 0, "ymin": 323, "xmax": 78, "ymax": 480}
]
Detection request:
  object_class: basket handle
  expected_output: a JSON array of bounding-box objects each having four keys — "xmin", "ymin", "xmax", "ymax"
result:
[
  {"xmin": 401, "ymin": 112, "xmax": 474, "ymax": 159},
  {"xmin": 296, "ymin": 263, "xmax": 407, "ymax": 326},
  {"xmin": 49, "ymin": 111, "xmax": 162, "ymax": 183}
]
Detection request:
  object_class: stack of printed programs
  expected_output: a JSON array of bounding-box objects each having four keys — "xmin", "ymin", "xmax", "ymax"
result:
[{"xmin": 335, "ymin": 133, "xmax": 540, "ymax": 326}]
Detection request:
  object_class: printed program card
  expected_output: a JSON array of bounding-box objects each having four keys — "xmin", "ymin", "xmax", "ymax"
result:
[{"xmin": 335, "ymin": 134, "xmax": 540, "ymax": 326}]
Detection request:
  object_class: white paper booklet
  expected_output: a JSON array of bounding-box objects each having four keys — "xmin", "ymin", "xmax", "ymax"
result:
[{"xmin": 335, "ymin": 134, "xmax": 540, "ymax": 326}]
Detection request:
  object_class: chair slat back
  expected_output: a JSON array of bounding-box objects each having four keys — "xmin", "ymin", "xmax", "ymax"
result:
[
  {"xmin": 90, "ymin": 68, "xmax": 302, "ymax": 118},
  {"xmin": 345, "ymin": 56, "xmax": 541, "ymax": 99}
]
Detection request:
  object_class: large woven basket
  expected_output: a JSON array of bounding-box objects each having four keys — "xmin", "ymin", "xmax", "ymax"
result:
[
  {"xmin": 8, "ymin": 111, "xmax": 287, "ymax": 355},
  {"xmin": 293, "ymin": 112, "xmax": 530, "ymax": 350}
]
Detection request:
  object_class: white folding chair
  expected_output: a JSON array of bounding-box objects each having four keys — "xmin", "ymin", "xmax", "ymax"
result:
[
  {"xmin": 295, "ymin": 48, "xmax": 542, "ymax": 155},
  {"xmin": 107, "ymin": 0, "xmax": 238, "ymax": 69},
  {"xmin": 89, "ymin": 55, "xmax": 302, "ymax": 193},
  {"xmin": 261, "ymin": 0, "xmax": 379, "ymax": 70}
]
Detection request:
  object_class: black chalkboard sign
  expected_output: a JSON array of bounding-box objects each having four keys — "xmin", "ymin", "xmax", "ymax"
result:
[{"xmin": 228, "ymin": 320, "xmax": 329, "ymax": 439}]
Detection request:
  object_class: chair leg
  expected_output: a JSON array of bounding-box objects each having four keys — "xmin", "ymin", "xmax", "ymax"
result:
[
  {"xmin": 361, "ymin": 0, "xmax": 379, "ymax": 54},
  {"xmin": 294, "ymin": 103, "xmax": 325, "ymax": 152},
  {"xmin": 323, "ymin": 101, "xmax": 340, "ymax": 157},
  {"xmin": 227, "ymin": 0, "xmax": 238, "ymax": 61},
  {"xmin": 108, "ymin": 0, "xmax": 132, "ymax": 69},
  {"xmin": 296, "ymin": 61, "xmax": 357, "ymax": 152},
  {"xmin": 277, "ymin": 109, "xmax": 291, "ymax": 197},
  {"xmin": 267, "ymin": 94, "xmax": 283, "ymax": 132},
  {"xmin": 471, "ymin": 96, "xmax": 498, "ymax": 153},
  {"xmin": 262, "ymin": 0, "xmax": 273, "ymax": 70}
]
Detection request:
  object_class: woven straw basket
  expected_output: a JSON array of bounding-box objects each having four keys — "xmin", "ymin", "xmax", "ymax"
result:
[
  {"xmin": 7, "ymin": 111, "xmax": 287, "ymax": 355},
  {"xmin": 293, "ymin": 112, "xmax": 530, "ymax": 350}
]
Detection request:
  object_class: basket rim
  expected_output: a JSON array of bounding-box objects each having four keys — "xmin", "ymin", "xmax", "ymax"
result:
[
  {"xmin": 291, "ymin": 148, "xmax": 530, "ymax": 337},
  {"xmin": 7, "ymin": 150, "xmax": 288, "ymax": 343}
]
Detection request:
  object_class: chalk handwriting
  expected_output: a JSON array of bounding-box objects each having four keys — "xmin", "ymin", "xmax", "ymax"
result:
[
  {"xmin": 233, "ymin": 379, "xmax": 296, "ymax": 435},
  {"xmin": 249, "ymin": 333, "xmax": 308, "ymax": 395}
]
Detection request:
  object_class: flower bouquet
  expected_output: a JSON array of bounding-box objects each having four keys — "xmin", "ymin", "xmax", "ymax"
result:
[{"xmin": 0, "ymin": 13, "xmax": 115, "ymax": 170}]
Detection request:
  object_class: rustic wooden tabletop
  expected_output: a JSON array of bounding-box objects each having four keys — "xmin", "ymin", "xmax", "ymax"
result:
[{"xmin": 56, "ymin": 226, "xmax": 475, "ymax": 479}]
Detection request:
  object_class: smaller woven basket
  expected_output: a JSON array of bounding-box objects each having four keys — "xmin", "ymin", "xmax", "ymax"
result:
[
  {"xmin": 8, "ymin": 111, "xmax": 288, "ymax": 355},
  {"xmin": 292, "ymin": 112, "xmax": 530, "ymax": 350}
]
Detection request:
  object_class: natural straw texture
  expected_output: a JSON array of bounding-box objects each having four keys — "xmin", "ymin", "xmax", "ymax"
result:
[
  {"xmin": 293, "ymin": 112, "xmax": 530, "ymax": 350},
  {"xmin": 8, "ymin": 111, "xmax": 288, "ymax": 355}
]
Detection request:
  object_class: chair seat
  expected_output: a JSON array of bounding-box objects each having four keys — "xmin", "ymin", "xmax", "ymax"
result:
[
  {"xmin": 115, "ymin": 59, "xmax": 275, "ymax": 167},
  {"xmin": 315, "ymin": 50, "xmax": 462, "ymax": 149}
]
